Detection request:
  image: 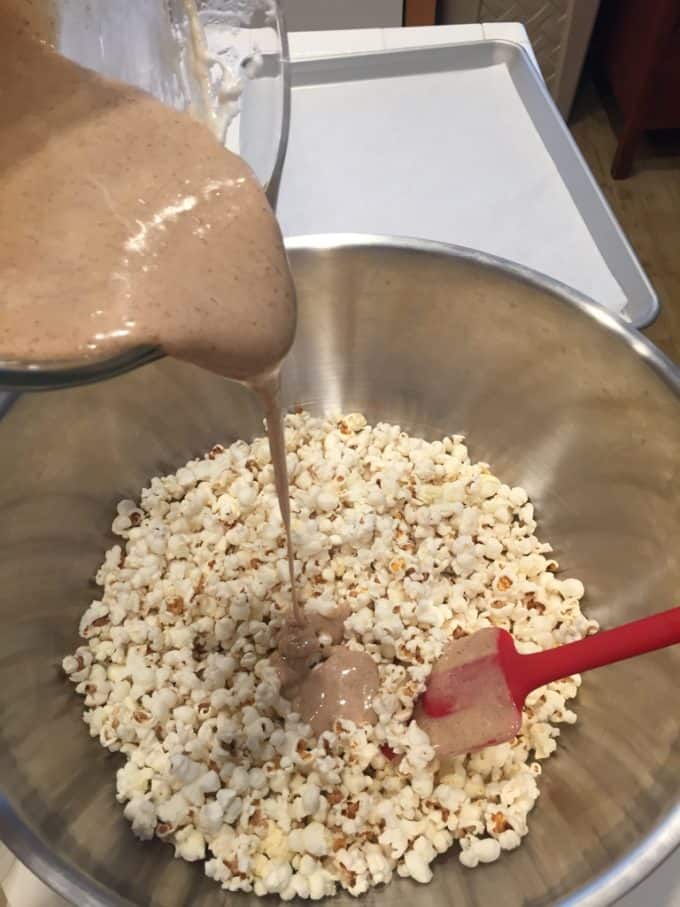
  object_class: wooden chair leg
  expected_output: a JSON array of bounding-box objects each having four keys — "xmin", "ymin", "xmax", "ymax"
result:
[
  {"xmin": 403, "ymin": 0, "xmax": 437, "ymax": 26},
  {"xmin": 602, "ymin": 0, "xmax": 677, "ymax": 179},
  {"xmin": 611, "ymin": 122, "xmax": 643, "ymax": 179}
]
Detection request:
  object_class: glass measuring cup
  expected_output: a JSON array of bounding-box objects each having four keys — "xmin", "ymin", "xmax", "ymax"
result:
[{"xmin": 0, "ymin": 0, "xmax": 290, "ymax": 390}]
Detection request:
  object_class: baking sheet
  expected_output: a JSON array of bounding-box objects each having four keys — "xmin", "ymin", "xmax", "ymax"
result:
[{"xmin": 254, "ymin": 41, "xmax": 657, "ymax": 327}]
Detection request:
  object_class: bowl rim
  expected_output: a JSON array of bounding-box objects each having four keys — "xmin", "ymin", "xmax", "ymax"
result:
[
  {"xmin": 286, "ymin": 233, "xmax": 680, "ymax": 398},
  {"xmin": 1, "ymin": 233, "xmax": 678, "ymax": 906}
]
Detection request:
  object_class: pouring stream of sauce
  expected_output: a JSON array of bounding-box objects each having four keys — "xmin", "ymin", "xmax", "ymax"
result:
[{"xmin": 0, "ymin": 2, "xmax": 378, "ymax": 731}]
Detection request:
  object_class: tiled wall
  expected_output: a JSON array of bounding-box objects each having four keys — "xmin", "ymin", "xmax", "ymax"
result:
[{"xmin": 439, "ymin": 0, "xmax": 600, "ymax": 115}]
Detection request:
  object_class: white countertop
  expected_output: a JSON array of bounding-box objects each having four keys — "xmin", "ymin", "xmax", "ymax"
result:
[
  {"xmin": 3, "ymin": 20, "xmax": 678, "ymax": 907},
  {"xmin": 287, "ymin": 21, "xmax": 538, "ymax": 61}
]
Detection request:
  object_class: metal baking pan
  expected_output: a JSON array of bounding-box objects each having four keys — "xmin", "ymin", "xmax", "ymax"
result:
[{"xmin": 260, "ymin": 41, "xmax": 658, "ymax": 328}]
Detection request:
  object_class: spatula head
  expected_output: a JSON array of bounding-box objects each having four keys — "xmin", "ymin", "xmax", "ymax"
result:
[{"xmin": 415, "ymin": 627, "xmax": 522, "ymax": 758}]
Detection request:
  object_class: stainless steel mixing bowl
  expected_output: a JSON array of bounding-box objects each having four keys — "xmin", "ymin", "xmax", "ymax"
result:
[{"xmin": 1, "ymin": 235, "xmax": 679, "ymax": 907}]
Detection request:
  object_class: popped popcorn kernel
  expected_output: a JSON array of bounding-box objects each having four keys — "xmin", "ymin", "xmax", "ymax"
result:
[{"xmin": 65, "ymin": 411, "xmax": 593, "ymax": 898}]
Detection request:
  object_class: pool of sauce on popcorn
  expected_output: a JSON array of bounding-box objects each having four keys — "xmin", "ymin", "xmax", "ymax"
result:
[{"xmin": 1, "ymin": 0, "xmax": 379, "ymax": 734}]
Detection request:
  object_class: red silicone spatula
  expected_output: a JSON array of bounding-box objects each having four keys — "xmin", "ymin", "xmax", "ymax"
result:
[{"xmin": 415, "ymin": 606, "xmax": 680, "ymax": 758}]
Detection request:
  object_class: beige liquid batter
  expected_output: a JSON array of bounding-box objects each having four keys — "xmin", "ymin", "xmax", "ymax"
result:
[
  {"xmin": 274, "ymin": 605, "xmax": 379, "ymax": 735},
  {"xmin": 0, "ymin": 8, "xmax": 296, "ymax": 378},
  {"xmin": 280, "ymin": 647, "xmax": 380, "ymax": 737},
  {"xmin": 0, "ymin": 2, "xmax": 377, "ymax": 735}
]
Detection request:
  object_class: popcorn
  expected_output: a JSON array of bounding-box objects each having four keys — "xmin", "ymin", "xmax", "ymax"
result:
[
  {"xmin": 399, "ymin": 836, "xmax": 437, "ymax": 883},
  {"xmin": 459, "ymin": 836, "xmax": 502, "ymax": 868},
  {"xmin": 174, "ymin": 825, "xmax": 206, "ymax": 862},
  {"xmin": 65, "ymin": 412, "xmax": 594, "ymax": 898},
  {"xmin": 302, "ymin": 822, "xmax": 330, "ymax": 857},
  {"xmin": 198, "ymin": 801, "xmax": 224, "ymax": 836},
  {"xmin": 123, "ymin": 797, "xmax": 157, "ymax": 840}
]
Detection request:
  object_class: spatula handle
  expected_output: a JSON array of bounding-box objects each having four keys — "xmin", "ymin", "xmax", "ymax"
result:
[{"xmin": 506, "ymin": 606, "xmax": 680, "ymax": 703}]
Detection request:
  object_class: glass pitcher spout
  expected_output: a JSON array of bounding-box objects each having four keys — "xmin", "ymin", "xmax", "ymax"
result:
[{"xmin": 0, "ymin": 0, "xmax": 289, "ymax": 392}]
